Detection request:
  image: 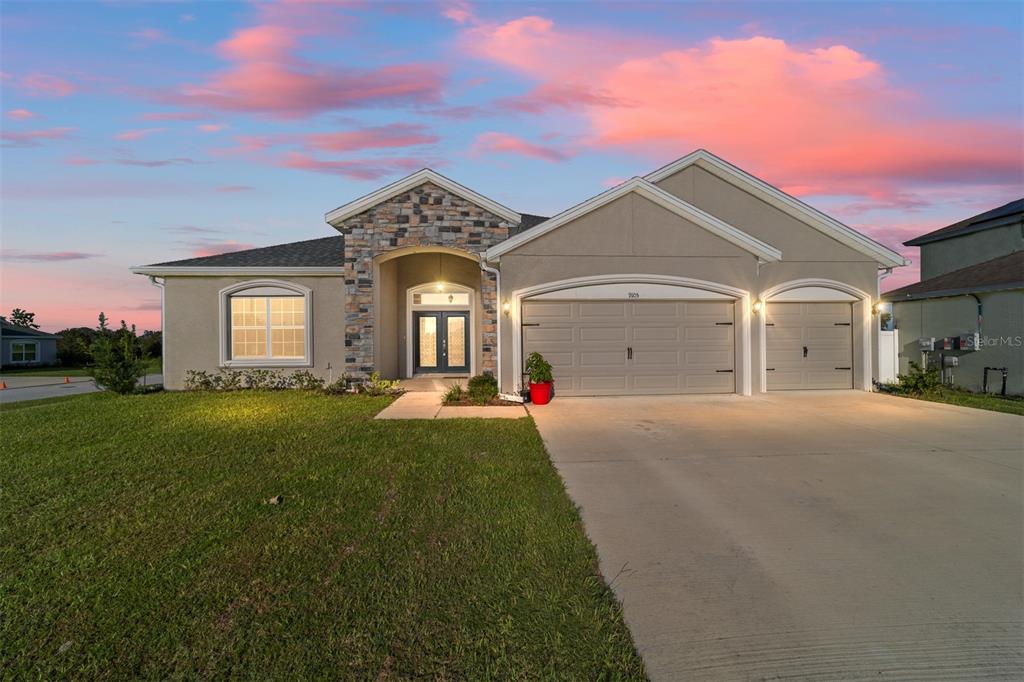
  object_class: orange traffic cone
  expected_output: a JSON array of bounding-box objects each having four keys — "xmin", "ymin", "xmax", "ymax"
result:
[
  {"xmin": 64, "ymin": 376, "xmax": 70, "ymax": 384},
  {"xmin": 1, "ymin": 381, "xmax": 6, "ymax": 390}
]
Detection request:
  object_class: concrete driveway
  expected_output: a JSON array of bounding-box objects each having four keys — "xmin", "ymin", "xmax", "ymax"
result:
[{"xmin": 530, "ymin": 392, "xmax": 1023, "ymax": 680}]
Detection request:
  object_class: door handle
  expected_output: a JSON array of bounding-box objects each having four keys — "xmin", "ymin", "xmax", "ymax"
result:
[
  {"xmin": 803, "ymin": 346, "xmax": 808, "ymax": 358},
  {"xmin": 627, "ymin": 347, "xmax": 633, "ymax": 360}
]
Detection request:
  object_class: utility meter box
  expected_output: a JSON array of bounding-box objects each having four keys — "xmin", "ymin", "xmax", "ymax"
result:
[
  {"xmin": 943, "ymin": 355, "xmax": 959, "ymax": 367},
  {"xmin": 941, "ymin": 336, "xmax": 955, "ymax": 351},
  {"xmin": 959, "ymin": 333, "xmax": 980, "ymax": 351},
  {"xmin": 918, "ymin": 337, "xmax": 936, "ymax": 351}
]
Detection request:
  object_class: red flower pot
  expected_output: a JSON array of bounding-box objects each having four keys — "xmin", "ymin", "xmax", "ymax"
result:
[{"xmin": 529, "ymin": 381, "xmax": 552, "ymax": 405}]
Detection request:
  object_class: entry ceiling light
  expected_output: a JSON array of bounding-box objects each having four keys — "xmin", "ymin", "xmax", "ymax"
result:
[{"xmin": 752, "ymin": 299, "xmax": 764, "ymax": 314}]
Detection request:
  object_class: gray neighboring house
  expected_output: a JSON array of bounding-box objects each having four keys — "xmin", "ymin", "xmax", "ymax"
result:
[
  {"xmin": 0, "ymin": 318, "xmax": 60, "ymax": 368},
  {"xmin": 884, "ymin": 198, "xmax": 1023, "ymax": 395},
  {"xmin": 132, "ymin": 149, "xmax": 907, "ymax": 394}
]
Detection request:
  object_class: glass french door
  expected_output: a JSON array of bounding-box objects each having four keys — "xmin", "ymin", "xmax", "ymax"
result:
[{"xmin": 414, "ymin": 312, "xmax": 470, "ymax": 373}]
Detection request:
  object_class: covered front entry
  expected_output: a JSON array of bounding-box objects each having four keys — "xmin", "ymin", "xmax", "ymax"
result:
[
  {"xmin": 765, "ymin": 302, "xmax": 853, "ymax": 389},
  {"xmin": 522, "ymin": 298, "xmax": 736, "ymax": 396}
]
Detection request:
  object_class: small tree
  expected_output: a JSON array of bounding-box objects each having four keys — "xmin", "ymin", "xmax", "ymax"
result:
[
  {"xmin": 9, "ymin": 308, "xmax": 39, "ymax": 329},
  {"xmin": 89, "ymin": 313, "xmax": 146, "ymax": 394},
  {"xmin": 57, "ymin": 327, "xmax": 97, "ymax": 366}
]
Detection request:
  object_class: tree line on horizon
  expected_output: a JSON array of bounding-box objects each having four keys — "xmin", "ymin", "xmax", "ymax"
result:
[{"xmin": 5, "ymin": 308, "xmax": 161, "ymax": 368}]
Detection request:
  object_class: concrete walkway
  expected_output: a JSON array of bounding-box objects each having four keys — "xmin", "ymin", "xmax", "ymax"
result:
[
  {"xmin": 530, "ymin": 391, "xmax": 1023, "ymax": 680},
  {"xmin": 376, "ymin": 381, "xmax": 526, "ymax": 420},
  {"xmin": 0, "ymin": 374, "xmax": 163, "ymax": 404}
]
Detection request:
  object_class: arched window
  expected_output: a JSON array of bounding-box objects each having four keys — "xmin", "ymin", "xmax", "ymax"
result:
[{"xmin": 219, "ymin": 281, "xmax": 312, "ymax": 367}]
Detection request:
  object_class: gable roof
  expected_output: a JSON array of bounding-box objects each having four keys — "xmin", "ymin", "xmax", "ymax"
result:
[
  {"xmin": 324, "ymin": 168, "xmax": 521, "ymax": 227},
  {"xmin": 882, "ymin": 250, "xmax": 1024, "ymax": 301},
  {"xmin": 130, "ymin": 236, "xmax": 344, "ymax": 275},
  {"xmin": 645, "ymin": 149, "xmax": 907, "ymax": 268},
  {"xmin": 485, "ymin": 176, "xmax": 783, "ymax": 262},
  {"xmin": 904, "ymin": 198, "xmax": 1023, "ymax": 247},
  {"xmin": 1, "ymin": 318, "xmax": 60, "ymax": 338}
]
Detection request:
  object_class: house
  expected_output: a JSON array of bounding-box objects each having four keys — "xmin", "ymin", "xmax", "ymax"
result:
[
  {"xmin": 883, "ymin": 199, "xmax": 1023, "ymax": 395},
  {"xmin": 131, "ymin": 149, "xmax": 906, "ymax": 395},
  {"xmin": 0, "ymin": 318, "xmax": 60, "ymax": 368}
]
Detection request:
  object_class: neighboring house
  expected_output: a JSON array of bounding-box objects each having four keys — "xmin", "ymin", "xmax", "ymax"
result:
[
  {"xmin": 131, "ymin": 149, "xmax": 906, "ymax": 395},
  {"xmin": 884, "ymin": 199, "xmax": 1023, "ymax": 395},
  {"xmin": 0, "ymin": 318, "xmax": 60, "ymax": 368}
]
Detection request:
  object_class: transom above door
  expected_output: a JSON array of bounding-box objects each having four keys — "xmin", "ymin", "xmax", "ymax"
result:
[{"xmin": 414, "ymin": 312, "xmax": 470, "ymax": 373}]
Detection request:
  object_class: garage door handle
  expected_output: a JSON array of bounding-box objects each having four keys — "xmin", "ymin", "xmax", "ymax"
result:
[
  {"xmin": 716, "ymin": 369, "xmax": 733, "ymax": 373},
  {"xmin": 766, "ymin": 368, "xmax": 776, "ymax": 371},
  {"xmin": 835, "ymin": 367, "xmax": 851, "ymax": 370},
  {"xmin": 627, "ymin": 347, "xmax": 633, "ymax": 360},
  {"xmin": 834, "ymin": 322, "xmax": 851, "ymax": 326},
  {"xmin": 715, "ymin": 322, "xmax": 733, "ymax": 326}
]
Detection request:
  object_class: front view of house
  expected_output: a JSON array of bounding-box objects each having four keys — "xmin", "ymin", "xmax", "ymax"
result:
[{"xmin": 132, "ymin": 150, "xmax": 906, "ymax": 395}]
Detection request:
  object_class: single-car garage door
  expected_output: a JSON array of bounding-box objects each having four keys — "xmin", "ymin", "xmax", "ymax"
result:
[
  {"xmin": 522, "ymin": 300, "xmax": 735, "ymax": 396},
  {"xmin": 766, "ymin": 302, "xmax": 853, "ymax": 390}
]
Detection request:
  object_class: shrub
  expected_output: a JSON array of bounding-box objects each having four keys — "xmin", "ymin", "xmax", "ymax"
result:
[
  {"xmin": 442, "ymin": 384, "xmax": 465, "ymax": 405},
  {"xmin": 323, "ymin": 376, "xmax": 353, "ymax": 395},
  {"xmin": 239, "ymin": 368, "xmax": 289, "ymax": 390},
  {"xmin": 355, "ymin": 372, "xmax": 403, "ymax": 396},
  {"xmin": 56, "ymin": 327, "xmax": 96, "ymax": 367},
  {"xmin": 89, "ymin": 313, "xmax": 146, "ymax": 395},
  {"xmin": 467, "ymin": 373, "xmax": 498, "ymax": 404},
  {"xmin": 291, "ymin": 370, "xmax": 325, "ymax": 391},
  {"xmin": 215, "ymin": 369, "xmax": 244, "ymax": 391},
  {"xmin": 896, "ymin": 361, "xmax": 942, "ymax": 395},
  {"xmin": 524, "ymin": 352, "xmax": 553, "ymax": 384},
  {"xmin": 184, "ymin": 369, "xmax": 216, "ymax": 391}
]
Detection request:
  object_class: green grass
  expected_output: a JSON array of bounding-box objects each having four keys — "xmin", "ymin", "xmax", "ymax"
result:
[
  {"xmin": 901, "ymin": 388, "xmax": 1024, "ymax": 416},
  {"xmin": 0, "ymin": 391, "xmax": 645, "ymax": 679},
  {"xmin": 1, "ymin": 358, "xmax": 161, "ymax": 377}
]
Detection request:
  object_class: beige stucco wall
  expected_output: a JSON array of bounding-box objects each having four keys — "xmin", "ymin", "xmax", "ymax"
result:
[
  {"xmin": 374, "ymin": 251, "xmax": 484, "ymax": 379},
  {"xmin": 891, "ymin": 290, "xmax": 1023, "ymax": 395},
  {"xmin": 496, "ymin": 183, "xmax": 882, "ymax": 393},
  {"xmin": 162, "ymin": 275, "xmax": 347, "ymax": 390},
  {"xmin": 917, "ymin": 221, "xmax": 1024, "ymax": 279}
]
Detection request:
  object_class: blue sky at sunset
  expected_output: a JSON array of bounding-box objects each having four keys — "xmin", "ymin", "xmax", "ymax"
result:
[{"xmin": 2, "ymin": 0, "xmax": 1021, "ymax": 332}]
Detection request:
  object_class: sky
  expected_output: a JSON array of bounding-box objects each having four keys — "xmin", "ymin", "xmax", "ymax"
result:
[{"xmin": 1, "ymin": 0, "xmax": 1021, "ymax": 333}]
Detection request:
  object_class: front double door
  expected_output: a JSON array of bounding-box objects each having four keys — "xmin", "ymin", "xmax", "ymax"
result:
[{"xmin": 414, "ymin": 311, "xmax": 470, "ymax": 374}]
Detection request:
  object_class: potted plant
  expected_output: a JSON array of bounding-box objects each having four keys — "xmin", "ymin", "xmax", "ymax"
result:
[{"xmin": 524, "ymin": 351, "xmax": 554, "ymax": 405}]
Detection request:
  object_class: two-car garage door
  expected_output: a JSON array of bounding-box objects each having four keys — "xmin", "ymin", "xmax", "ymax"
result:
[{"xmin": 522, "ymin": 300, "xmax": 735, "ymax": 396}]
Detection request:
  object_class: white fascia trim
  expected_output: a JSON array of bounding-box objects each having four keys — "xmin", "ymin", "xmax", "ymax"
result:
[
  {"xmin": 324, "ymin": 168, "xmax": 521, "ymax": 226},
  {"xmin": 130, "ymin": 266, "xmax": 344, "ymax": 276},
  {"xmin": 485, "ymin": 177, "xmax": 782, "ymax": 262},
  {"xmin": 645, "ymin": 149, "xmax": 908, "ymax": 268}
]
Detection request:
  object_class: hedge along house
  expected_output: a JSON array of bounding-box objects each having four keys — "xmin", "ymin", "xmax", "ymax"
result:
[{"xmin": 132, "ymin": 150, "xmax": 906, "ymax": 394}]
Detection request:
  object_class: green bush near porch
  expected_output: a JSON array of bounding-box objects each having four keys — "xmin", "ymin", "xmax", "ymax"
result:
[{"xmin": 0, "ymin": 391, "xmax": 645, "ymax": 679}]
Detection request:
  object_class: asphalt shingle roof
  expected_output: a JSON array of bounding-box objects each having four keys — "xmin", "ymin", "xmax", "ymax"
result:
[
  {"xmin": 509, "ymin": 213, "xmax": 550, "ymax": 237},
  {"xmin": 1, "ymin": 319, "xmax": 60, "ymax": 338},
  {"xmin": 883, "ymin": 250, "xmax": 1024, "ymax": 301},
  {"xmin": 148, "ymin": 236, "xmax": 345, "ymax": 268},
  {"xmin": 904, "ymin": 198, "xmax": 1024, "ymax": 246}
]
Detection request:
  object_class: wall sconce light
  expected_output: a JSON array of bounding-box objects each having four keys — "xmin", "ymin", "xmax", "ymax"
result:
[
  {"xmin": 502, "ymin": 301, "xmax": 511, "ymax": 316},
  {"xmin": 435, "ymin": 281, "xmax": 445, "ymax": 292},
  {"xmin": 752, "ymin": 299, "xmax": 764, "ymax": 314},
  {"xmin": 872, "ymin": 301, "xmax": 885, "ymax": 315}
]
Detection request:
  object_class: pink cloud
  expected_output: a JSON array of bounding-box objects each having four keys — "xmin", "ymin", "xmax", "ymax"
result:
[
  {"xmin": 188, "ymin": 240, "xmax": 257, "ymax": 257},
  {"xmin": 305, "ymin": 123, "xmax": 438, "ymax": 152},
  {"xmin": 1, "ymin": 250, "xmax": 103, "ymax": 262},
  {"xmin": 6, "ymin": 108, "xmax": 36, "ymax": 120},
  {"xmin": 197, "ymin": 123, "xmax": 228, "ymax": 133},
  {"xmin": 17, "ymin": 72, "xmax": 76, "ymax": 97},
  {"xmin": 114, "ymin": 157, "xmax": 196, "ymax": 167},
  {"xmin": 460, "ymin": 19, "xmax": 1023, "ymax": 197},
  {"xmin": 114, "ymin": 127, "xmax": 165, "ymax": 140},
  {"xmin": 169, "ymin": 10, "xmax": 444, "ymax": 118},
  {"xmin": 64, "ymin": 155, "xmax": 101, "ymax": 166},
  {"xmin": 442, "ymin": 2, "xmax": 475, "ymax": 25},
  {"xmin": 280, "ymin": 152, "xmax": 426, "ymax": 180},
  {"xmin": 215, "ymin": 185, "xmax": 254, "ymax": 193},
  {"xmin": 471, "ymin": 132, "xmax": 571, "ymax": 162},
  {"xmin": 1, "ymin": 126, "xmax": 75, "ymax": 148}
]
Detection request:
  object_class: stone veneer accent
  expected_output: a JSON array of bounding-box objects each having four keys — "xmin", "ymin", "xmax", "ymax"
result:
[{"xmin": 338, "ymin": 182, "xmax": 516, "ymax": 376}]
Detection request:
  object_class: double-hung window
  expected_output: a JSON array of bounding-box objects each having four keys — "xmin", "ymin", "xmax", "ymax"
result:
[
  {"xmin": 222, "ymin": 282, "xmax": 311, "ymax": 366},
  {"xmin": 11, "ymin": 342, "xmax": 38, "ymax": 363}
]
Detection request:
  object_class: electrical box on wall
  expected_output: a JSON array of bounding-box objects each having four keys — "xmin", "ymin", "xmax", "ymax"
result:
[
  {"xmin": 959, "ymin": 333, "xmax": 980, "ymax": 351},
  {"xmin": 918, "ymin": 337, "xmax": 936, "ymax": 351}
]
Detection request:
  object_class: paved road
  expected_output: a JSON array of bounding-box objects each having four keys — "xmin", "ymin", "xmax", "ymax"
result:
[
  {"xmin": 0, "ymin": 374, "xmax": 163, "ymax": 404},
  {"xmin": 530, "ymin": 391, "xmax": 1023, "ymax": 680}
]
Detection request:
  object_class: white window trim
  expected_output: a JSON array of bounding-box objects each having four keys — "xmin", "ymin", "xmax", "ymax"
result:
[
  {"xmin": 9, "ymin": 340, "xmax": 40, "ymax": 364},
  {"xmin": 405, "ymin": 282, "xmax": 475, "ymax": 378},
  {"xmin": 219, "ymin": 280, "xmax": 313, "ymax": 368}
]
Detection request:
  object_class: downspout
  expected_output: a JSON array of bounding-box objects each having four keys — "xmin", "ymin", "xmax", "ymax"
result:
[
  {"xmin": 147, "ymin": 275, "xmax": 165, "ymax": 378},
  {"xmin": 479, "ymin": 255, "xmax": 502, "ymax": 391},
  {"xmin": 969, "ymin": 293, "xmax": 983, "ymax": 336}
]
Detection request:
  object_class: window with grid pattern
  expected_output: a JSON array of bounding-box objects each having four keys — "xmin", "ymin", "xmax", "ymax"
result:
[
  {"xmin": 230, "ymin": 296, "xmax": 305, "ymax": 359},
  {"xmin": 11, "ymin": 342, "xmax": 37, "ymax": 362}
]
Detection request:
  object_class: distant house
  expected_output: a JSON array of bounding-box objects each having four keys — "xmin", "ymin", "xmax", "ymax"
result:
[
  {"xmin": 0, "ymin": 318, "xmax": 60, "ymax": 368},
  {"xmin": 884, "ymin": 199, "xmax": 1023, "ymax": 395}
]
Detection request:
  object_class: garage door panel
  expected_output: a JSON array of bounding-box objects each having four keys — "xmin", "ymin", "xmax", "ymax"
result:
[
  {"xmin": 523, "ymin": 298, "xmax": 735, "ymax": 396},
  {"xmin": 766, "ymin": 302, "xmax": 853, "ymax": 390}
]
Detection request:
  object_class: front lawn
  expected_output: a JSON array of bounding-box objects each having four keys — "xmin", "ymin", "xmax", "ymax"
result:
[
  {"xmin": 895, "ymin": 388, "xmax": 1024, "ymax": 416},
  {"xmin": 1, "ymin": 357, "xmax": 160, "ymax": 378},
  {"xmin": 0, "ymin": 391, "xmax": 644, "ymax": 679}
]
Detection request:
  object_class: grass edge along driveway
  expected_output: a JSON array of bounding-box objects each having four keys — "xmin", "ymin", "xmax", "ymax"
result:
[{"xmin": 1, "ymin": 391, "xmax": 646, "ymax": 680}]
